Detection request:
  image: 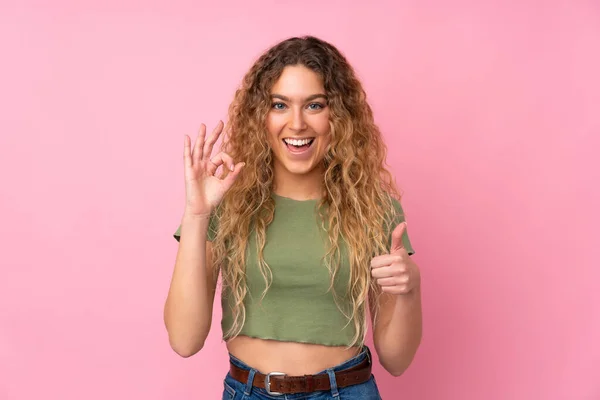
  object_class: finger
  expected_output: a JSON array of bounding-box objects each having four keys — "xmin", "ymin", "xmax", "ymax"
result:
[
  {"xmin": 183, "ymin": 135, "xmax": 193, "ymax": 169},
  {"xmin": 376, "ymin": 277, "xmax": 398, "ymax": 287},
  {"xmin": 371, "ymin": 266, "xmax": 394, "ymax": 279},
  {"xmin": 206, "ymin": 152, "xmax": 235, "ymax": 176},
  {"xmin": 202, "ymin": 121, "xmax": 224, "ymax": 160},
  {"xmin": 223, "ymin": 162, "xmax": 245, "ymax": 186},
  {"xmin": 210, "ymin": 152, "xmax": 235, "ymax": 171},
  {"xmin": 382, "ymin": 285, "xmax": 410, "ymax": 295},
  {"xmin": 192, "ymin": 124, "xmax": 206, "ymax": 164},
  {"xmin": 390, "ymin": 222, "xmax": 407, "ymax": 253},
  {"xmin": 371, "ymin": 254, "xmax": 403, "ymax": 269},
  {"xmin": 379, "ymin": 274, "xmax": 409, "ymax": 286}
]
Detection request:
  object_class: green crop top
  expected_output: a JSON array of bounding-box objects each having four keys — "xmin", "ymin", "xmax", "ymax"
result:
[{"xmin": 173, "ymin": 194, "xmax": 414, "ymax": 347}]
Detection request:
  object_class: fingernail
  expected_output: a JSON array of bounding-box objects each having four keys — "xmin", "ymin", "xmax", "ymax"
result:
[{"xmin": 230, "ymin": 165, "xmax": 235, "ymax": 171}]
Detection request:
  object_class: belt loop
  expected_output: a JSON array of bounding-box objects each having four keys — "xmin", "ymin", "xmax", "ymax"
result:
[
  {"xmin": 244, "ymin": 368, "xmax": 257, "ymax": 396},
  {"xmin": 326, "ymin": 368, "xmax": 339, "ymax": 398},
  {"xmin": 305, "ymin": 374, "xmax": 315, "ymax": 393}
]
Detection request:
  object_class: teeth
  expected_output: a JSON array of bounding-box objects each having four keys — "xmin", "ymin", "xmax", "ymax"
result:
[{"xmin": 284, "ymin": 138, "xmax": 313, "ymax": 146}]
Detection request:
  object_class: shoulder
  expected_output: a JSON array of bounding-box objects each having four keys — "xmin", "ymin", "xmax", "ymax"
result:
[
  {"xmin": 379, "ymin": 192, "xmax": 404, "ymax": 217},
  {"xmin": 390, "ymin": 196, "xmax": 405, "ymax": 215}
]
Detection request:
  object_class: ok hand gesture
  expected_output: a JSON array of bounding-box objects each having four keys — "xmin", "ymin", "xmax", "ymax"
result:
[{"xmin": 183, "ymin": 121, "xmax": 244, "ymax": 217}]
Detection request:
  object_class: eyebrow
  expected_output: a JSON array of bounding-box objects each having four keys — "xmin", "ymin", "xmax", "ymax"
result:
[{"xmin": 271, "ymin": 94, "xmax": 328, "ymax": 102}]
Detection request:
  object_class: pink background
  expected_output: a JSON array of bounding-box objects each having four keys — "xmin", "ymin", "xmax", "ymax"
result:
[{"xmin": 1, "ymin": 1, "xmax": 598, "ymax": 399}]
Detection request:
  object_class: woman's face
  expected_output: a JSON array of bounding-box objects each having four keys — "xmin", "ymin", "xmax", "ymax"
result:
[{"xmin": 266, "ymin": 65, "xmax": 331, "ymax": 177}]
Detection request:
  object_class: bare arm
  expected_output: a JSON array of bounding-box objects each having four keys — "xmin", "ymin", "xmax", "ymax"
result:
[
  {"xmin": 163, "ymin": 214, "xmax": 218, "ymax": 357},
  {"xmin": 370, "ymin": 222, "xmax": 423, "ymax": 376},
  {"xmin": 370, "ymin": 287, "xmax": 422, "ymax": 376},
  {"xmin": 163, "ymin": 121, "xmax": 244, "ymax": 358}
]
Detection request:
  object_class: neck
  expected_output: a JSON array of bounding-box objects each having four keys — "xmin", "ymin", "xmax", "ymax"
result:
[{"xmin": 273, "ymin": 162, "xmax": 324, "ymax": 201}]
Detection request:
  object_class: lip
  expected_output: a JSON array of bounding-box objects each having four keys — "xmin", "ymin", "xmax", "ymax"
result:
[
  {"xmin": 281, "ymin": 137, "xmax": 316, "ymax": 158},
  {"xmin": 282, "ymin": 136, "xmax": 316, "ymax": 141}
]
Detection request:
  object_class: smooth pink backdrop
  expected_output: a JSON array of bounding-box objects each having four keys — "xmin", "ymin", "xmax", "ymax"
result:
[{"xmin": 1, "ymin": 1, "xmax": 598, "ymax": 399}]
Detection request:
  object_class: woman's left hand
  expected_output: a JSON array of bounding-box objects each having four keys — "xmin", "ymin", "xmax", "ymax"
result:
[{"xmin": 370, "ymin": 222, "xmax": 421, "ymax": 295}]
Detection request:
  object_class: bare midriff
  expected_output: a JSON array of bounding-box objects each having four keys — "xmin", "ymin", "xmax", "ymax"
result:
[{"xmin": 226, "ymin": 335, "xmax": 361, "ymax": 376}]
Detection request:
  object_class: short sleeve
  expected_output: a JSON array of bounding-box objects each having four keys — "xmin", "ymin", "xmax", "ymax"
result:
[
  {"xmin": 386, "ymin": 198, "xmax": 415, "ymax": 256},
  {"xmin": 172, "ymin": 210, "xmax": 220, "ymax": 242}
]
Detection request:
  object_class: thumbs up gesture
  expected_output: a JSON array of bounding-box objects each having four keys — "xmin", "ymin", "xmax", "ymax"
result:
[{"xmin": 370, "ymin": 222, "xmax": 420, "ymax": 295}]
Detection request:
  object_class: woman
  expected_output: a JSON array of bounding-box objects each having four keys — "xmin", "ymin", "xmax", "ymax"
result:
[{"xmin": 164, "ymin": 36, "xmax": 422, "ymax": 399}]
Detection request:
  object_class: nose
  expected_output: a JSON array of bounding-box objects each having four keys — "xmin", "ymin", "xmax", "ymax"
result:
[{"xmin": 288, "ymin": 108, "xmax": 307, "ymax": 132}]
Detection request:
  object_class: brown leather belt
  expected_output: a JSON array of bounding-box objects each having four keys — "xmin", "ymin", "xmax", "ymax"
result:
[{"xmin": 229, "ymin": 355, "xmax": 372, "ymax": 395}]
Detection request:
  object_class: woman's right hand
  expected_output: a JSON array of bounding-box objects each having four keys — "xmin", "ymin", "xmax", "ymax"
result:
[{"xmin": 183, "ymin": 121, "xmax": 244, "ymax": 217}]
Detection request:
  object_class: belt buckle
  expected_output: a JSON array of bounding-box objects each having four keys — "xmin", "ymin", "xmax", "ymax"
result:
[{"xmin": 265, "ymin": 372, "xmax": 286, "ymax": 396}]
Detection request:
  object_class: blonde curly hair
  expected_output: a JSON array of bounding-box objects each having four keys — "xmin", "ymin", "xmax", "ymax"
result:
[{"xmin": 212, "ymin": 36, "xmax": 403, "ymax": 347}]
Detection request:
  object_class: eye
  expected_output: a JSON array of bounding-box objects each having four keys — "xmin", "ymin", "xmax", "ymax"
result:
[
  {"xmin": 271, "ymin": 102, "xmax": 287, "ymax": 110},
  {"xmin": 307, "ymin": 103, "xmax": 325, "ymax": 110}
]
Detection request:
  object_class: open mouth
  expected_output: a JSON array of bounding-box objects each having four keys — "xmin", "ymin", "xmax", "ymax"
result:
[{"xmin": 282, "ymin": 137, "xmax": 315, "ymax": 152}]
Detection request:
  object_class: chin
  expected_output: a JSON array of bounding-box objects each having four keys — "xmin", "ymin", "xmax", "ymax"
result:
[{"xmin": 282, "ymin": 161, "xmax": 318, "ymax": 176}]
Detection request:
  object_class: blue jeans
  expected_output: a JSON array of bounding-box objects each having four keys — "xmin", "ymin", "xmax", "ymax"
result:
[{"xmin": 222, "ymin": 346, "xmax": 383, "ymax": 399}]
